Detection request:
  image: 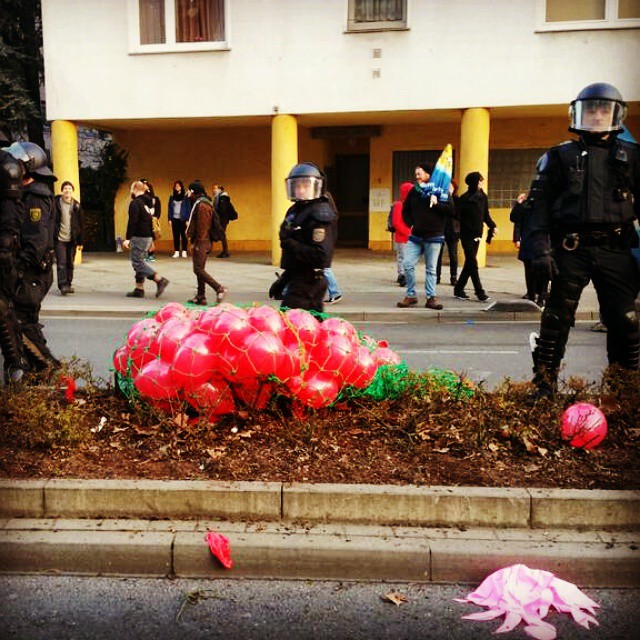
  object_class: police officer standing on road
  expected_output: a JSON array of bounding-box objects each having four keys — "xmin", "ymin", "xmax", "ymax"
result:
[
  {"xmin": 528, "ymin": 83, "xmax": 640, "ymax": 398},
  {"xmin": 269, "ymin": 163, "xmax": 337, "ymax": 313},
  {"xmin": 4, "ymin": 141, "xmax": 61, "ymax": 372},
  {"xmin": 0, "ymin": 132, "xmax": 30, "ymax": 382}
]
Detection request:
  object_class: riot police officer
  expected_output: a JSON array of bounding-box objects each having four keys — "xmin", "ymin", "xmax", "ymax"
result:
[
  {"xmin": 269, "ymin": 163, "xmax": 337, "ymax": 313},
  {"xmin": 4, "ymin": 141, "xmax": 61, "ymax": 372},
  {"xmin": 527, "ymin": 83, "xmax": 640, "ymax": 398},
  {"xmin": 0, "ymin": 134, "xmax": 30, "ymax": 382}
]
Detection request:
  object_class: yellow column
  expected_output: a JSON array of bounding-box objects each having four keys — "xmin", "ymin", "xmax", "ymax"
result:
[
  {"xmin": 51, "ymin": 120, "xmax": 80, "ymax": 199},
  {"xmin": 271, "ymin": 114, "xmax": 298, "ymax": 266},
  {"xmin": 459, "ymin": 108, "xmax": 490, "ymax": 267}
]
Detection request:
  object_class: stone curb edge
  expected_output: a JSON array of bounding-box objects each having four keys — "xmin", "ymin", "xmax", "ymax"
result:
[
  {"xmin": 1, "ymin": 520, "xmax": 638, "ymax": 587},
  {"xmin": 1, "ymin": 480, "xmax": 638, "ymax": 530}
]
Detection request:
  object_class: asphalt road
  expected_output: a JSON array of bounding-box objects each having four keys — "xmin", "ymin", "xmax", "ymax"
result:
[
  {"xmin": 30, "ymin": 316, "xmax": 608, "ymax": 389},
  {"xmin": 0, "ymin": 576, "xmax": 637, "ymax": 640}
]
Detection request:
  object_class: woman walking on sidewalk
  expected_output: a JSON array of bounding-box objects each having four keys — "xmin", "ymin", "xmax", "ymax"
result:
[{"xmin": 123, "ymin": 181, "xmax": 169, "ymax": 299}]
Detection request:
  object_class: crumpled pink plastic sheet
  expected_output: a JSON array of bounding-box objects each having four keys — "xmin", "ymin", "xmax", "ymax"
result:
[
  {"xmin": 455, "ymin": 563, "xmax": 600, "ymax": 640},
  {"xmin": 204, "ymin": 531, "xmax": 233, "ymax": 569}
]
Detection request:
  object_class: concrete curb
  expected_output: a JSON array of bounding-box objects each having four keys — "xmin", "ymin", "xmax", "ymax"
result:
[
  {"xmin": 1, "ymin": 519, "xmax": 638, "ymax": 586},
  {"xmin": 1, "ymin": 480, "xmax": 639, "ymax": 530}
]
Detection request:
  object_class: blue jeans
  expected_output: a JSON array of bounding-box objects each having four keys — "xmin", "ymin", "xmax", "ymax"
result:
[
  {"xmin": 130, "ymin": 236, "xmax": 156, "ymax": 283},
  {"xmin": 403, "ymin": 237, "xmax": 444, "ymax": 299},
  {"xmin": 394, "ymin": 240, "xmax": 405, "ymax": 277},
  {"xmin": 324, "ymin": 268, "xmax": 341, "ymax": 297}
]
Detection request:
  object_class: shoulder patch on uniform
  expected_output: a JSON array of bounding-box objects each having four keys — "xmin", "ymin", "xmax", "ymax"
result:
[
  {"xmin": 312, "ymin": 228, "xmax": 326, "ymax": 243},
  {"xmin": 29, "ymin": 208, "xmax": 42, "ymax": 222}
]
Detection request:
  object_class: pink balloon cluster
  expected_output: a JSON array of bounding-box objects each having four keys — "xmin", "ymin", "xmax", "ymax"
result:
[{"xmin": 113, "ymin": 303, "xmax": 402, "ymax": 421}]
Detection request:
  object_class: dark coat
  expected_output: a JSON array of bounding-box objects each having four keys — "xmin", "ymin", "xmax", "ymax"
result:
[
  {"xmin": 125, "ymin": 195, "xmax": 153, "ymax": 240},
  {"xmin": 21, "ymin": 180, "xmax": 55, "ymax": 268},
  {"xmin": 401, "ymin": 185, "xmax": 451, "ymax": 240},
  {"xmin": 458, "ymin": 189, "xmax": 496, "ymax": 240},
  {"xmin": 54, "ymin": 195, "xmax": 84, "ymax": 245}
]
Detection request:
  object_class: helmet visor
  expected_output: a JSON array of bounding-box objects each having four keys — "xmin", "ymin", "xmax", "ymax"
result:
[
  {"xmin": 570, "ymin": 98, "xmax": 626, "ymax": 133},
  {"xmin": 285, "ymin": 176, "xmax": 323, "ymax": 201}
]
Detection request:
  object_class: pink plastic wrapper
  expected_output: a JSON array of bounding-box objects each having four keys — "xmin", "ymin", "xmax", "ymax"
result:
[
  {"xmin": 456, "ymin": 564, "xmax": 599, "ymax": 640},
  {"xmin": 204, "ymin": 531, "xmax": 233, "ymax": 569}
]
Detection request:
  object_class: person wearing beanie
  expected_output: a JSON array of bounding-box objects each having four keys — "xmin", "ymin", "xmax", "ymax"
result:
[
  {"xmin": 122, "ymin": 180, "xmax": 169, "ymax": 299},
  {"xmin": 454, "ymin": 172, "xmax": 497, "ymax": 303},
  {"xmin": 186, "ymin": 181, "xmax": 228, "ymax": 305}
]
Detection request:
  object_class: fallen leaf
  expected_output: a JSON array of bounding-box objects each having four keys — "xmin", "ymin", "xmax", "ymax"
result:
[
  {"xmin": 434, "ymin": 448, "xmax": 450, "ymax": 454},
  {"xmin": 522, "ymin": 437, "xmax": 537, "ymax": 454},
  {"xmin": 488, "ymin": 443, "xmax": 499, "ymax": 453},
  {"xmin": 239, "ymin": 431, "xmax": 254, "ymax": 439},
  {"xmin": 382, "ymin": 592, "xmax": 408, "ymax": 606},
  {"xmin": 206, "ymin": 449, "xmax": 224, "ymax": 461},
  {"xmin": 537, "ymin": 447, "xmax": 548, "ymax": 457}
]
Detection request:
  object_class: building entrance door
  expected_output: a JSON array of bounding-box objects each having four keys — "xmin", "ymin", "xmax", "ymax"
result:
[{"xmin": 332, "ymin": 154, "xmax": 369, "ymax": 247}]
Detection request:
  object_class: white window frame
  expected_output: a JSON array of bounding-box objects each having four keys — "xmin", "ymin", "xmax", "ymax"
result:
[
  {"xmin": 127, "ymin": 0, "xmax": 230, "ymax": 54},
  {"xmin": 535, "ymin": 0, "xmax": 640, "ymax": 32},
  {"xmin": 346, "ymin": 0, "xmax": 409, "ymax": 33}
]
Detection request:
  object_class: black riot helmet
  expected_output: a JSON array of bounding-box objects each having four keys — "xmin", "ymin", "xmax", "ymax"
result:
[
  {"xmin": 2, "ymin": 141, "xmax": 55, "ymax": 178},
  {"xmin": 569, "ymin": 82, "xmax": 627, "ymax": 135},
  {"xmin": 285, "ymin": 162, "xmax": 326, "ymax": 202}
]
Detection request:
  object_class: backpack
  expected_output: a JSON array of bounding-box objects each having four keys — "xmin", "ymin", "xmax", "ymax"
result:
[
  {"xmin": 195, "ymin": 197, "xmax": 223, "ymax": 242},
  {"xmin": 386, "ymin": 204, "xmax": 395, "ymax": 233}
]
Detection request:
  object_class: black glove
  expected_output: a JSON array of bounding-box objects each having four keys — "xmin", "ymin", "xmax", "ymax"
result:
[
  {"xmin": 269, "ymin": 271, "xmax": 289, "ymax": 300},
  {"xmin": 532, "ymin": 254, "xmax": 558, "ymax": 281}
]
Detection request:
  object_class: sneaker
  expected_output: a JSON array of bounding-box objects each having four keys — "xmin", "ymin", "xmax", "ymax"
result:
[
  {"xmin": 126, "ymin": 288, "xmax": 145, "ymax": 298},
  {"xmin": 188, "ymin": 295, "xmax": 207, "ymax": 306},
  {"xmin": 216, "ymin": 287, "xmax": 229, "ymax": 303},
  {"xmin": 59, "ymin": 287, "xmax": 69, "ymax": 296},
  {"xmin": 67, "ymin": 286, "xmax": 75, "ymax": 294},
  {"xmin": 172, "ymin": 251, "xmax": 180, "ymax": 258},
  {"xmin": 145, "ymin": 255, "xmax": 156, "ymax": 262},
  {"xmin": 425, "ymin": 296, "xmax": 443, "ymax": 310},
  {"xmin": 590, "ymin": 321, "xmax": 607, "ymax": 333},
  {"xmin": 476, "ymin": 292, "xmax": 490, "ymax": 302},
  {"xmin": 155, "ymin": 277, "xmax": 169, "ymax": 298},
  {"xmin": 454, "ymin": 290, "xmax": 470, "ymax": 300},
  {"xmin": 181, "ymin": 251, "xmax": 188, "ymax": 258},
  {"xmin": 397, "ymin": 274, "xmax": 407, "ymax": 287},
  {"xmin": 397, "ymin": 296, "xmax": 418, "ymax": 308},
  {"xmin": 324, "ymin": 294, "xmax": 342, "ymax": 304}
]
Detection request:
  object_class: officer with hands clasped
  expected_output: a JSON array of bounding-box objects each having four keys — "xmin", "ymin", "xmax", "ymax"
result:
[
  {"xmin": 527, "ymin": 82, "xmax": 640, "ymax": 398},
  {"xmin": 0, "ymin": 132, "xmax": 30, "ymax": 382},
  {"xmin": 269, "ymin": 163, "xmax": 337, "ymax": 313}
]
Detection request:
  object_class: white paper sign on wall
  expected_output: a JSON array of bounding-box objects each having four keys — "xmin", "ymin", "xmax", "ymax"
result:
[{"xmin": 369, "ymin": 188, "xmax": 390, "ymax": 212}]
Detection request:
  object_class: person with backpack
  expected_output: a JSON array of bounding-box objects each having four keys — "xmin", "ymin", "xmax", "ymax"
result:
[
  {"xmin": 390, "ymin": 181, "xmax": 413, "ymax": 287},
  {"xmin": 186, "ymin": 181, "xmax": 228, "ymax": 305},
  {"xmin": 212, "ymin": 184, "xmax": 238, "ymax": 258}
]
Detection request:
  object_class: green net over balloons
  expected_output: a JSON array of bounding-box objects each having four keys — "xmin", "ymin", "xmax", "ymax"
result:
[{"xmin": 113, "ymin": 302, "xmax": 472, "ymax": 421}]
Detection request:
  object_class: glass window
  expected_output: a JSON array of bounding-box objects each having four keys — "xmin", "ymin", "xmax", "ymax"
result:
[
  {"xmin": 546, "ymin": 0, "xmax": 605, "ymax": 22},
  {"xmin": 348, "ymin": 0, "xmax": 407, "ymax": 32},
  {"xmin": 488, "ymin": 149, "xmax": 546, "ymax": 209},
  {"xmin": 140, "ymin": 0, "xmax": 166, "ymax": 44},
  {"xmin": 176, "ymin": 0, "xmax": 225, "ymax": 43},
  {"xmin": 619, "ymin": 0, "xmax": 640, "ymax": 19}
]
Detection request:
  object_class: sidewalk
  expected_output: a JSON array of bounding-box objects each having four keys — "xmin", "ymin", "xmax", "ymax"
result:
[{"xmin": 42, "ymin": 249, "xmax": 604, "ymax": 321}]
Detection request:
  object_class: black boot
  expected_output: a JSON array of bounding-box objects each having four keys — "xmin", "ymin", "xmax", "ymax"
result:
[{"xmin": 21, "ymin": 323, "xmax": 61, "ymax": 372}]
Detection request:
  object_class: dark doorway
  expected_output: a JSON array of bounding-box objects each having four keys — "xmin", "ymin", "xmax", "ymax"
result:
[{"xmin": 331, "ymin": 154, "xmax": 369, "ymax": 247}]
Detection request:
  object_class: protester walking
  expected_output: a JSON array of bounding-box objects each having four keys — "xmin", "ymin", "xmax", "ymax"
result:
[
  {"xmin": 454, "ymin": 172, "xmax": 497, "ymax": 302},
  {"xmin": 167, "ymin": 180, "xmax": 189, "ymax": 257},
  {"xmin": 140, "ymin": 179, "xmax": 161, "ymax": 262},
  {"xmin": 123, "ymin": 181, "xmax": 169, "ymax": 299},
  {"xmin": 212, "ymin": 184, "xmax": 237, "ymax": 259},
  {"xmin": 54, "ymin": 180, "xmax": 83, "ymax": 295},
  {"xmin": 186, "ymin": 181, "xmax": 228, "ymax": 305}
]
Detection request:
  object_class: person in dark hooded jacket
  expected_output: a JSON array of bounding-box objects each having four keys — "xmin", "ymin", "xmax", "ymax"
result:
[{"xmin": 454, "ymin": 172, "xmax": 497, "ymax": 302}]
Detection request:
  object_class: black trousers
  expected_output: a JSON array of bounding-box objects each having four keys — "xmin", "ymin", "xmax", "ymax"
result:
[
  {"xmin": 192, "ymin": 240, "xmax": 222, "ymax": 297},
  {"xmin": 538, "ymin": 245, "xmax": 640, "ymax": 372},
  {"xmin": 282, "ymin": 270, "xmax": 327, "ymax": 314},
  {"xmin": 436, "ymin": 236, "xmax": 459, "ymax": 281},
  {"xmin": 171, "ymin": 219, "xmax": 188, "ymax": 252},
  {"xmin": 54, "ymin": 240, "xmax": 77, "ymax": 290},
  {"xmin": 456, "ymin": 237, "xmax": 485, "ymax": 294},
  {"xmin": 0, "ymin": 248, "xmax": 25, "ymax": 370}
]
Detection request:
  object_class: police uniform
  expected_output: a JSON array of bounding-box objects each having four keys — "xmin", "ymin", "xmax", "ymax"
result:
[
  {"xmin": 275, "ymin": 197, "xmax": 336, "ymax": 313},
  {"xmin": 528, "ymin": 93, "xmax": 640, "ymax": 395},
  {"xmin": 0, "ymin": 148, "xmax": 29, "ymax": 380},
  {"xmin": 15, "ymin": 178, "xmax": 59, "ymax": 369}
]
